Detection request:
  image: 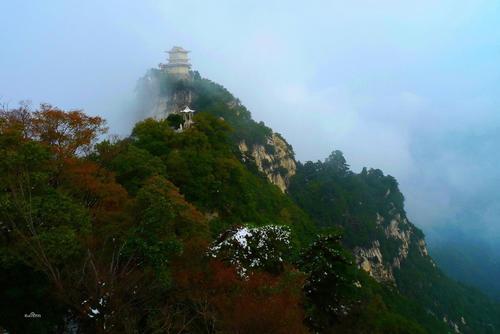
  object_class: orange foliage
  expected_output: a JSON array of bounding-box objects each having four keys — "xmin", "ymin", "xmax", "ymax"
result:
[
  {"xmin": 215, "ymin": 268, "xmax": 308, "ymax": 334},
  {"xmin": 141, "ymin": 175, "xmax": 210, "ymax": 241},
  {"xmin": 174, "ymin": 261, "xmax": 309, "ymax": 334},
  {"xmin": 31, "ymin": 104, "xmax": 107, "ymax": 157},
  {"xmin": 62, "ymin": 158, "xmax": 128, "ymax": 213},
  {"xmin": 1, "ymin": 104, "xmax": 126, "ymax": 213}
]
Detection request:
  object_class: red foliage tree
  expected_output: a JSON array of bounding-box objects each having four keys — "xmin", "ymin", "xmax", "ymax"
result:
[{"xmin": 172, "ymin": 260, "xmax": 308, "ymax": 334}]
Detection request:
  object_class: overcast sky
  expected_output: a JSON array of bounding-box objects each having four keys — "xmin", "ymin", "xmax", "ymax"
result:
[{"xmin": 2, "ymin": 0, "xmax": 500, "ymax": 245}]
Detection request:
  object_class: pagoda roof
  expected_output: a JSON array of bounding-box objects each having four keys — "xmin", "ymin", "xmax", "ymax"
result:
[
  {"xmin": 168, "ymin": 46, "xmax": 189, "ymax": 53},
  {"xmin": 180, "ymin": 106, "xmax": 195, "ymax": 113}
]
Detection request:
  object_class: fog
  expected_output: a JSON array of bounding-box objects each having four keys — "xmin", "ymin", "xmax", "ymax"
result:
[{"xmin": 2, "ymin": 0, "xmax": 500, "ymax": 246}]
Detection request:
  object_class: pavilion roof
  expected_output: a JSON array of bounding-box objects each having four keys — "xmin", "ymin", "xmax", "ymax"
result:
[{"xmin": 180, "ymin": 106, "xmax": 195, "ymax": 113}]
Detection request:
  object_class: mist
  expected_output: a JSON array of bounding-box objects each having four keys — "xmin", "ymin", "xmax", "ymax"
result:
[{"xmin": 2, "ymin": 0, "xmax": 500, "ymax": 247}]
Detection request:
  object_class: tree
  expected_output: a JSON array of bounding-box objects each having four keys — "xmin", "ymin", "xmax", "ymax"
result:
[
  {"xmin": 30, "ymin": 104, "xmax": 107, "ymax": 158},
  {"xmin": 325, "ymin": 150, "xmax": 350, "ymax": 175},
  {"xmin": 299, "ymin": 234, "xmax": 361, "ymax": 331},
  {"xmin": 94, "ymin": 141, "xmax": 166, "ymax": 195},
  {"xmin": 209, "ymin": 224, "xmax": 292, "ymax": 276}
]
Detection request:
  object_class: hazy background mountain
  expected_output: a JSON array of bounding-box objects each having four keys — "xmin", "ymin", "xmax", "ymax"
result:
[{"xmin": 2, "ymin": 0, "xmax": 500, "ymax": 298}]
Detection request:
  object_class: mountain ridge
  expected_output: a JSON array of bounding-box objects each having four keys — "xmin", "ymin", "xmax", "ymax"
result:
[{"xmin": 135, "ymin": 68, "xmax": 500, "ymax": 333}]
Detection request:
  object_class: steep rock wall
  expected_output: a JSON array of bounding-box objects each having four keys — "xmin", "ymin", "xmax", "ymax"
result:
[
  {"xmin": 137, "ymin": 71, "xmax": 194, "ymax": 120},
  {"xmin": 353, "ymin": 207, "xmax": 430, "ymax": 285},
  {"xmin": 238, "ymin": 134, "xmax": 296, "ymax": 192}
]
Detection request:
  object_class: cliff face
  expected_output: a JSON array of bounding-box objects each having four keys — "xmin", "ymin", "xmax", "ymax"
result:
[
  {"xmin": 165, "ymin": 89, "xmax": 193, "ymax": 114},
  {"xmin": 353, "ymin": 210, "xmax": 430, "ymax": 285},
  {"xmin": 288, "ymin": 163, "xmax": 478, "ymax": 332},
  {"xmin": 238, "ymin": 133, "xmax": 296, "ymax": 192},
  {"xmin": 288, "ymin": 164, "xmax": 434, "ymax": 286},
  {"xmin": 355, "ymin": 240, "xmax": 395, "ymax": 283},
  {"xmin": 137, "ymin": 70, "xmax": 194, "ymax": 120}
]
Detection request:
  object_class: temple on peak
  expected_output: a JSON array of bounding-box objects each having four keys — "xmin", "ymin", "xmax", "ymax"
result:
[
  {"xmin": 159, "ymin": 46, "xmax": 191, "ymax": 79},
  {"xmin": 145, "ymin": 46, "xmax": 196, "ymax": 124}
]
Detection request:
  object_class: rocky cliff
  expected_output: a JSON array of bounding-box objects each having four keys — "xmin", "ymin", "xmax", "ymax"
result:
[
  {"xmin": 353, "ymin": 210, "xmax": 430, "ymax": 285},
  {"xmin": 137, "ymin": 70, "xmax": 194, "ymax": 120},
  {"xmin": 238, "ymin": 133, "xmax": 296, "ymax": 192}
]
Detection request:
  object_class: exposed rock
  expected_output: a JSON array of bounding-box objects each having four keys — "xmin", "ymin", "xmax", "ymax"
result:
[
  {"xmin": 238, "ymin": 134, "xmax": 296, "ymax": 192},
  {"xmin": 165, "ymin": 89, "xmax": 193, "ymax": 115},
  {"xmin": 238, "ymin": 141, "xmax": 249, "ymax": 156},
  {"xmin": 354, "ymin": 209, "xmax": 428, "ymax": 285},
  {"xmin": 354, "ymin": 240, "xmax": 395, "ymax": 284},
  {"xmin": 418, "ymin": 238, "xmax": 429, "ymax": 257},
  {"xmin": 384, "ymin": 216, "xmax": 411, "ymax": 269},
  {"xmin": 227, "ymin": 99, "xmax": 242, "ymax": 109},
  {"xmin": 139, "ymin": 72, "xmax": 194, "ymax": 120},
  {"xmin": 149, "ymin": 96, "xmax": 169, "ymax": 119},
  {"xmin": 147, "ymin": 86, "xmax": 193, "ymax": 120},
  {"xmin": 443, "ymin": 316, "xmax": 462, "ymax": 333}
]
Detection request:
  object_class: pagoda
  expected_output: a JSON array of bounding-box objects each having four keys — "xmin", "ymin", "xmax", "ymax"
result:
[{"xmin": 160, "ymin": 46, "xmax": 191, "ymax": 78}]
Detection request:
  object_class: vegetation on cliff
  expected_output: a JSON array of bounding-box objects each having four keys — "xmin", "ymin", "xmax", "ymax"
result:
[{"xmin": 289, "ymin": 149, "xmax": 500, "ymax": 333}]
